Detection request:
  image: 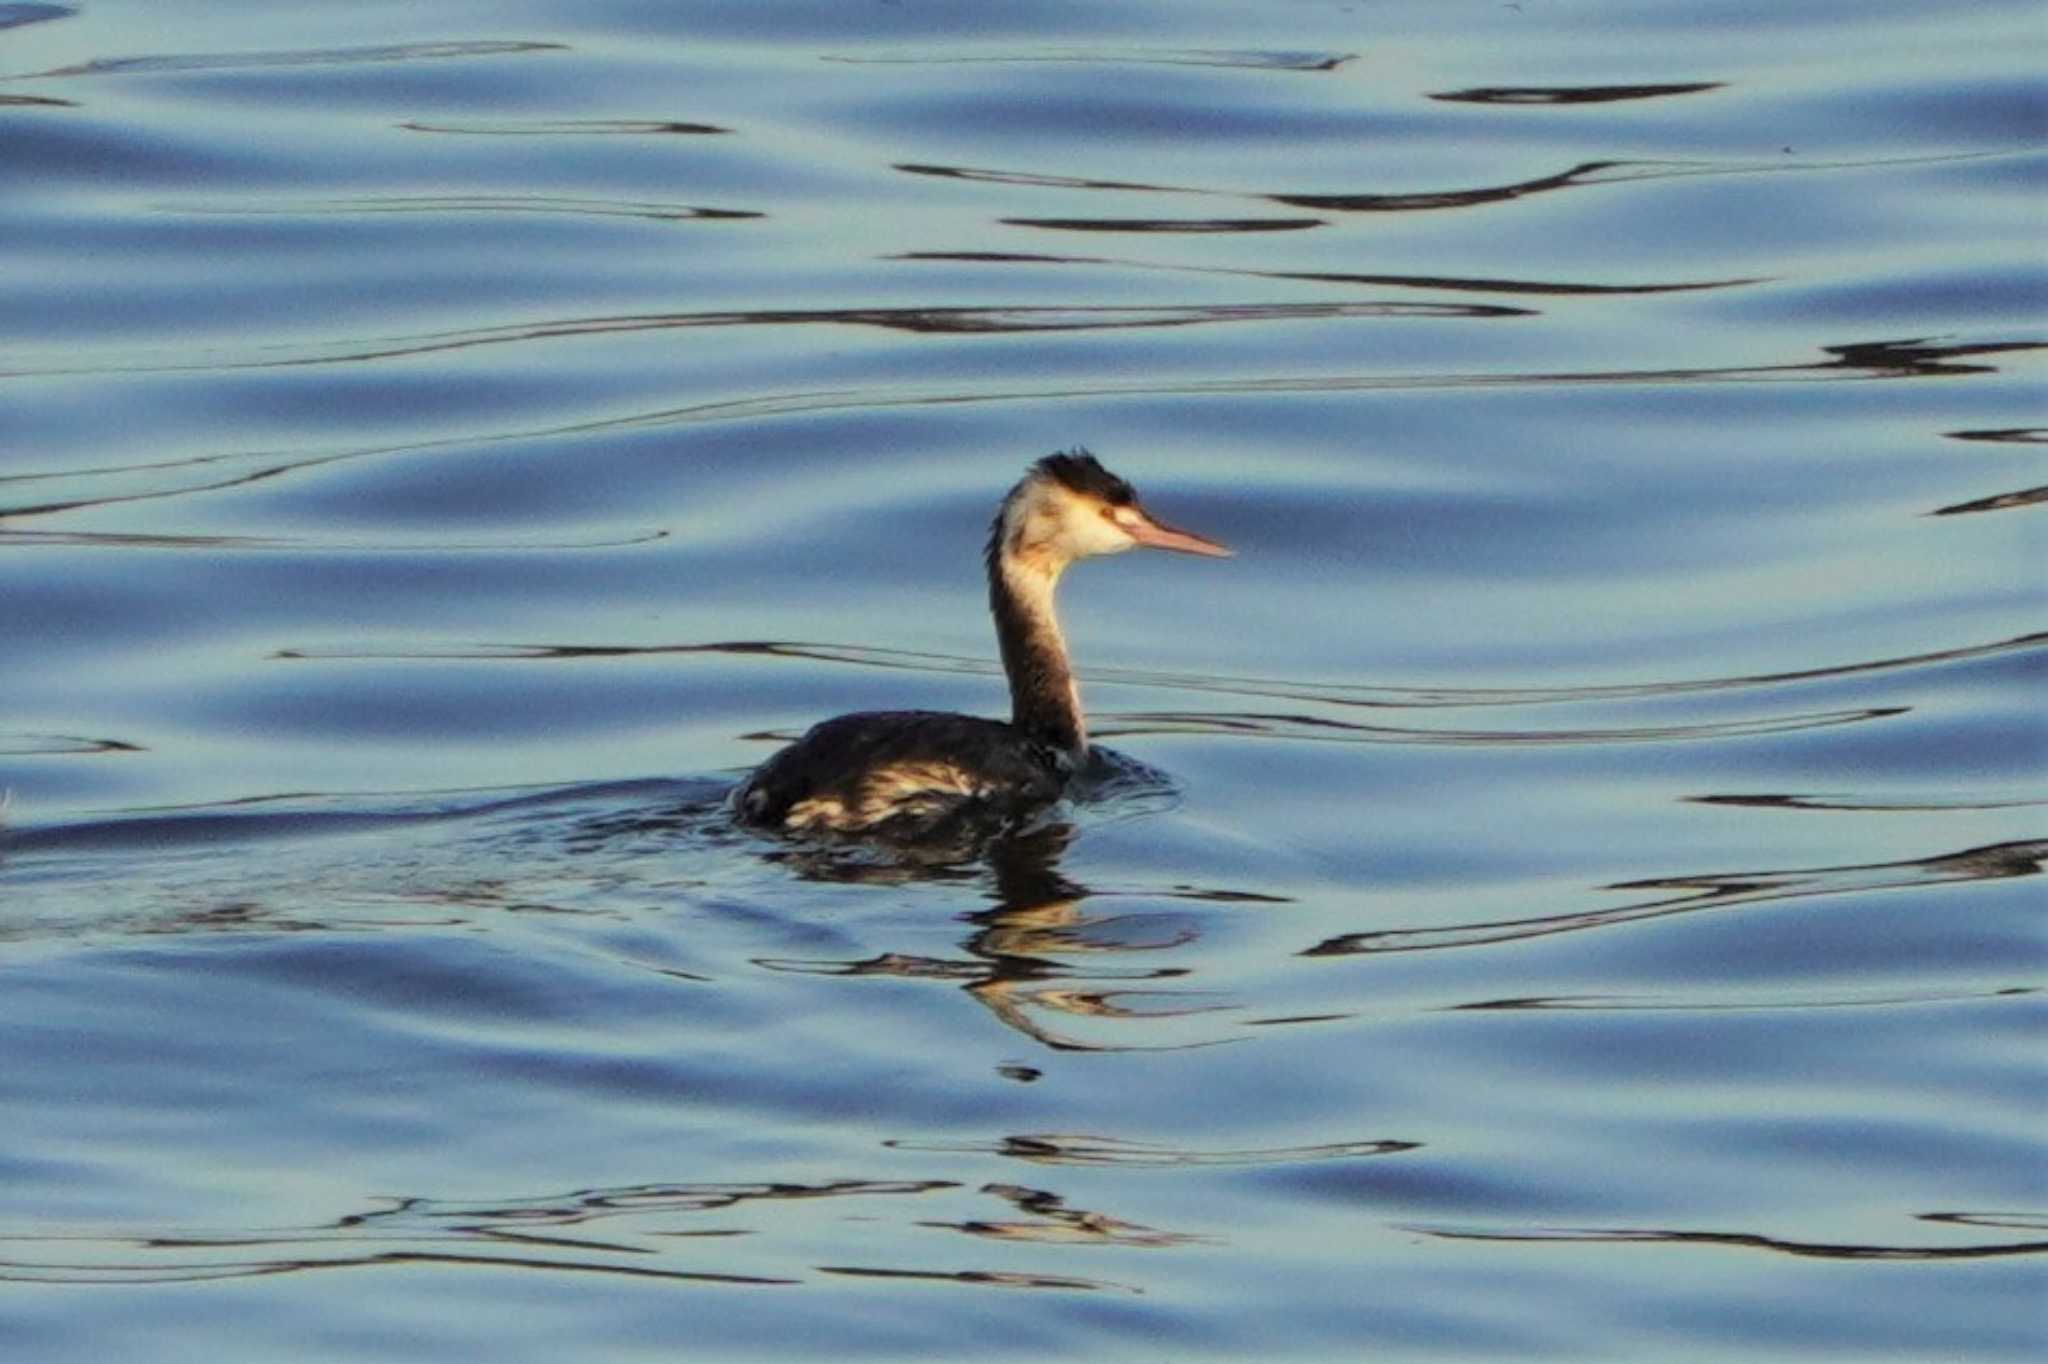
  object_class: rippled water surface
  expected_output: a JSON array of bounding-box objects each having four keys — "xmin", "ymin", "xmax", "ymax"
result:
[{"xmin": 3, "ymin": 1, "xmax": 2043, "ymax": 1359}]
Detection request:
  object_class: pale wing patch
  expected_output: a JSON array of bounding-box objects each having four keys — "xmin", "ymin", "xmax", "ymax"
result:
[
  {"xmin": 853, "ymin": 761, "xmax": 992, "ymax": 823},
  {"xmin": 783, "ymin": 795, "xmax": 852, "ymax": 830},
  {"xmin": 782, "ymin": 761, "xmax": 993, "ymax": 831}
]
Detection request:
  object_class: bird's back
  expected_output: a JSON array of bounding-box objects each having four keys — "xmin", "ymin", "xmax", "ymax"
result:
[{"xmin": 733, "ymin": 710, "xmax": 1066, "ymax": 838}]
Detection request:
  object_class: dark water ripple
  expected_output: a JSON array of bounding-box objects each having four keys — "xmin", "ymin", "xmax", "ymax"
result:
[
  {"xmin": 896, "ymin": 148, "xmax": 2030, "ymax": 213},
  {"xmin": 11, "ymin": 40, "xmax": 567, "ymax": 80},
  {"xmin": 1, "ymin": 0, "xmax": 2042, "ymax": 1359},
  {"xmin": 1411, "ymin": 1221, "xmax": 2048, "ymax": 1262},
  {"xmin": 894, "ymin": 250, "xmax": 1762, "ymax": 295},
  {"xmin": 1431, "ymin": 83, "xmax": 1728, "ymax": 106},
  {"xmin": 1932, "ymin": 484, "xmax": 2048, "ymax": 516},
  {"xmin": 0, "ymin": 3, "xmax": 72, "ymax": 33},
  {"xmin": 3, "ymin": 300, "xmax": 1532, "ymax": 380},
  {"xmin": 183, "ymin": 194, "xmax": 763, "ymax": 222},
  {"xmin": 824, "ymin": 48, "xmax": 1359, "ymax": 73},
  {"xmin": 885, "ymin": 1135, "xmax": 1419, "ymax": 1166},
  {"xmin": 0, "ymin": 732, "xmax": 142, "ymax": 757},
  {"xmin": 394, "ymin": 118, "xmax": 730, "ymax": 136},
  {"xmin": 1000, "ymin": 215, "xmax": 1331, "ymax": 233},
  {"xmin": 1302, "ymin": 838, "xmax": 2048, "ymax": 956},
  {"xmin": 262, "ymin": 626, "xmax": 2044, "ymax": 711}
]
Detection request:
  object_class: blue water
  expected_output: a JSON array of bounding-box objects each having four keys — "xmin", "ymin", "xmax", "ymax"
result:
[{"xmin": 2, "ymin": 2, "xmax": 2043, "ymax": 1359}]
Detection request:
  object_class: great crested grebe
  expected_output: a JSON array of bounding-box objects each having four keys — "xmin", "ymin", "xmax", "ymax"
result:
[{"xmin": 734, "ymin": 450, "xmax": 1230, "ymax": 838}]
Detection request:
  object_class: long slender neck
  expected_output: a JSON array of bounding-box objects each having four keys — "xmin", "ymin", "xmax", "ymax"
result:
[{"xmin": 988, "ymin": 544, "xmax": 1085, "ymax": 761}]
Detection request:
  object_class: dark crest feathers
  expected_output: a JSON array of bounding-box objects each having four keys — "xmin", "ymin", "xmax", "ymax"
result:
[{"xmin": 1032, "ymin": 448, "xmax": 1136, "ymax": 505}]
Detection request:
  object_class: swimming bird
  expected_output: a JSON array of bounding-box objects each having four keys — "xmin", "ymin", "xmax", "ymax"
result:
[{"xmin": 734, "ymin": 450, "xmax": 1230, "ymax": 839}]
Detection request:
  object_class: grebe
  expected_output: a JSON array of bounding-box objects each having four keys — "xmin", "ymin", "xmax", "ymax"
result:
[{"xmin": 734, "ymin": 450, "xmax": 1229, "ymax": 838}]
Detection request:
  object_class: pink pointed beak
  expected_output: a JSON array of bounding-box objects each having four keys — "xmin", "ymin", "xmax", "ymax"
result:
[{"xmin": 1126, "ymin": 506, "xmax": 1232, "ymax": 557}]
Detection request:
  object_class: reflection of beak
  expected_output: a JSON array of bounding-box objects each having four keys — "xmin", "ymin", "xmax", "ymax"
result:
[{"xmin": 1127, "ymin": 507, "xmax": 1233, "ymax": 557}]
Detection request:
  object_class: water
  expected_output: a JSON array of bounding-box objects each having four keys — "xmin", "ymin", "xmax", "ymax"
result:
[{"xmin": 2, "ymin": 1, "xmax": 2043, "ymax": 1358}]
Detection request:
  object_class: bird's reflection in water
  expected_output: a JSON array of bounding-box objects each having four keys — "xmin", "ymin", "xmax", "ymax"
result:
[
  {"xmin": 756, "ymin": 818, "xmax": 1232, "ymax": 1053},
  {"xmin": 920, "ymin": 1182, "xmax": 1207, "ymax": 1248}
]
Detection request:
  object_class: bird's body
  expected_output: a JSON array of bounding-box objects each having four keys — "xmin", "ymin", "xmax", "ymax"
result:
[
  {"xmin": 733, "ymin": 451, "xmax": 1228, "ymax": 839},
  {"xmin": 733, "ymin": 710, "xmax": 1065, "ymax": 839}
]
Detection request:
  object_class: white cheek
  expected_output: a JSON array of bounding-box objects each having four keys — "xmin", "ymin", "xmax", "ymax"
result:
[{"xmin": 1073, "ymin": 515, "xmax": 1136, "ymax": 557}]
